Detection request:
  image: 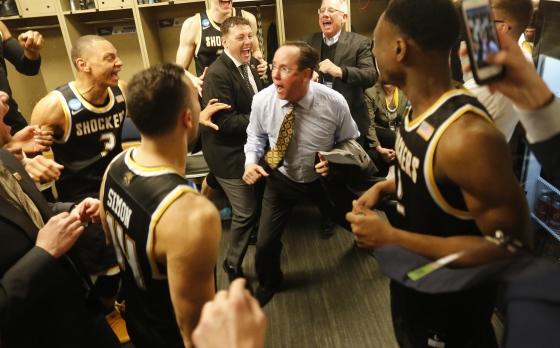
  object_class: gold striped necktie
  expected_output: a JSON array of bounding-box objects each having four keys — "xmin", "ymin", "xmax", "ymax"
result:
[{"xmin": 265, "ymin": 103, "xmax": 296, "ymax": 169}]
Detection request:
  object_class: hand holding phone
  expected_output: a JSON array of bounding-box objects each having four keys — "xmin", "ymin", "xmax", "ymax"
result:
[{"xmin": 461, "ymin": 0, "xmax": 505, "ymax": 84}]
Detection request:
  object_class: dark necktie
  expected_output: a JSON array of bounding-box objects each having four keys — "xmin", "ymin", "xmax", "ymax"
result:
[
  {"xmin": 240, "ymin": 64, "xmax": 255, "ymax": 96},
  {"xmin": 265, "ymin": 103, "xmax": 296, "ymax": 169}
]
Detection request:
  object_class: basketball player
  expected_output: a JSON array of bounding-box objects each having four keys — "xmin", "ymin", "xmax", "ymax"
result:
[
  {"xmin": 29, "ymin": 35, "xmax": 129, "ymax": 342},
  {"xmin": 100, "ymin": 63, "xmax": 221, "ymax": 348},
  {"xmin": 346, "ymin": 0, "xmax": 531, "ymax": 346}
]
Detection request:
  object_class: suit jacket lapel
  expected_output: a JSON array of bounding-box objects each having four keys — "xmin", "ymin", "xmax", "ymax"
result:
[
  {"xmin": 0, "ymin": 149, "xmax": 54, "ymax": 223},
  {"xmin": 249, "ymin": 61, "xmax": 264, "ymax": 92},
  {"xmin": 333, "ymin": 29, "xmax": 348, "ymax": 68},
  {"xmin": 311, "ymin": 33, "xmax": 323, "ymax": 70},
  {"xmin": 221, "ymin": 53, "xmax": 253, "ymax": 101},
  {"xmin": 0, "ymin": 196, "xmax": 39, "ymax": 241}
]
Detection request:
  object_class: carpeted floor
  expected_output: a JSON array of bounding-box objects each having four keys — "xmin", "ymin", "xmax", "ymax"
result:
[{"xmin": 215, "ymin": 198, "xmax": 504, "ymax": 348}]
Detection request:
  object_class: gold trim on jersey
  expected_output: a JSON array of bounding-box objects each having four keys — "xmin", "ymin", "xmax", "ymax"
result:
[
  {"xmin": 423, "ymin": 104, "xmax": 494, "ymax": 220},
  {"xmin": 194, "ymin": 12, "xmax": 202, "ymax": 58},
  {"xmin": 51, "ymin": 90, "xmax": 72, "ymax": 144},
  {"xmin": 147, "ymin": 185, "xmax": 199, "ymax": 279},
  {"xmin": 124, "ymin": 148, "xmax": 185, "ymax": 177},
  {"xmin": 68, "ymin": 81, "xmax": 115, "ymax": 114},
  {"xmin": 207, "ymin": 8, "xmax": 240, "ymax": 30},
  {"xmin": 404, "ymin": 89, "xmax": 471, "ymax": 132},
  {"xmin": 117, "ymin": 80, "xmax": 127, "ymax": 100}
]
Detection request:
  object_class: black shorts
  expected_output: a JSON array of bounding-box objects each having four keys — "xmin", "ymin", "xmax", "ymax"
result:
[
  {"xmin": 72, "ymin": 222, "xmax": 119, "ymax": 275},
  {"xmin": 390, "ymin": 280, "xmax": 499, "ymax": 348}
]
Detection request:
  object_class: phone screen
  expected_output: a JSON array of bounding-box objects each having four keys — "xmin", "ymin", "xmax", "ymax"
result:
[{"xmin": 465, "ymin": 6, "xmax": 500, "ymax": 70}]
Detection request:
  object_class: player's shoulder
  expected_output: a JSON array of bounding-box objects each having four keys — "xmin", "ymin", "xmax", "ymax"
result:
[
  {"xmin": 170, "ymin": 189, "xmax": 218, "ymax": 223},
  {"xmin": 182, "ymin": 14, "xmax": 200, "ymax": 31}
]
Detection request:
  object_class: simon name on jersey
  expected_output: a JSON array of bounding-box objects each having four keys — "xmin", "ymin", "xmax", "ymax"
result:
[
  {"xmin": 76, "ymin": 110, "xmax": 125, "ymax": 136},
  {"xmin": 106, "ymin": 188, "xmax": 133, "ymax": 228},
  {"xmin": 395, "ymin": 131, "xmax": 420, "ymax": 184}
]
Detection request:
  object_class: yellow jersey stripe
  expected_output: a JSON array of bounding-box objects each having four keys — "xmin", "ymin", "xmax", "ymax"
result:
[
  {"xmin": 423, "ymin": 105, "xmax": 493, "ymax": 220},
  {"xmin": 147, "ymin": 185, "xmax": 199, "ymax": 279}
]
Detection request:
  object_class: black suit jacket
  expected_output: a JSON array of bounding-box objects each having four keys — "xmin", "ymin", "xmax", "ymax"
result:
[
  {"xmin": 201, "ymin": 53, "xmax": 264, "ymax": 179},
  {"xmin": 529, "ymin": 132, "xmax": 560, "ymax": 188},
  {"xmin": 0, "ymin": 149, "xmax": 117, "ymax": 348},
  {"xmin": 301, "ymin": 29, "xmax": 377, "ymax": 144}
]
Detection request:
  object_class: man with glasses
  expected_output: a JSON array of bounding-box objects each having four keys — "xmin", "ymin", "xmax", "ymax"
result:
[
  {"xmin": 243, "ymin": 41, "xmax": 359, "ymax": 307},
  {"xmin": 461, "ymin": 0, "xmax": 533, "ymax": 141},
  {"xmin": 301, "ymin": 0, "xmax": 377, "ymax": 147},
  {"xmin": 201, "ymin": 17, "xmax": 266, "ymax": 285}
]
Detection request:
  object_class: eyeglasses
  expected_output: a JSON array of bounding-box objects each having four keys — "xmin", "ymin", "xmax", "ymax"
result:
[
  {"xmin": 269, "ymin": 64, "xmax": 293, "ymax": 75},
  {"xmin": 494, "ymin": 20, "xmax": 512, "ymax": 30},
  {"xmin": 318, "ymin": 7, "xmax": 345, "ymax": 14}
]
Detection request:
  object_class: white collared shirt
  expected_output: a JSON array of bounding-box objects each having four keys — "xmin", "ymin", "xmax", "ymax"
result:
[
  {"xmin": 323, "ymin": 30, "xmax": 342, "ymax": 47},
  {"xmin": 224, "ymin": 49, "xmax": 258, "ymax": 94}
]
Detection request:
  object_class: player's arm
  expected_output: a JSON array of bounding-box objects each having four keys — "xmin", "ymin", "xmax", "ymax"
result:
[
  {"xmin": 244, "ymin": 12, "xmax": 262, "ymax": 60},
  {"xmin": 155, "ymin": 193, "xmax": 221, "ymax": 348},
  {"xmin": 349, "ymin": 113, "xmax": 530, "ymax": 266},
  {"xmin": 176, "ymin": 17, "xmax": 204, "ymax": 88},
  {"xmin": 29, "ymin": 93, "xmax": 66, "ymax": 140},
  {"xmin": 244, "ymin": 12, "xmax": 267, "ymax": 78},
  {"xmin": 437, "ymin": 112, "xmax": 531, "ymax": 248}
]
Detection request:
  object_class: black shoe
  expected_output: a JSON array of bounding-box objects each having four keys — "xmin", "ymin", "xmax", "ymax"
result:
[
  {"xmin": 222, "ymin": 259, "xmax": 242, "ymax": 283},
  {"xmin": 1, "ymin": 0, "xmax": 18, "ymax": 16},
  {"xmin": 255, "ymin": 285, "xmax": 276, "ymax": 307},
  {"xmin": 248, "ymin": 233, "xmax": 258, "ymax": 245},
  {"xmin": 321, "ymin": 215, "xmax": 334, "ymax": 238}
]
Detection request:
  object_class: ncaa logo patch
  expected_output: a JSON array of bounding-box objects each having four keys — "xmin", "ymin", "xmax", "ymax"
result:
[
  {"xmin": 201, "ymin": 19, "xmax": 210, "ymax": 29},
  {"xmin": 68, "ymin": 98, "xmax": 82, "ymax": 111}
]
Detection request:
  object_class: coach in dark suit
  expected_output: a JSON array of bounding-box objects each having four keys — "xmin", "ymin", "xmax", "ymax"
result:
[
  {"xmin": 201, "ymin": 16, "xmax": 265, "ymax": 282},
  {"xmin": 301, "ymin": 0, "xmax": 377, "ymax": 146},
  {"xmin": 0, "ymin": 92, "xmax": 120, "ymax": 348}
]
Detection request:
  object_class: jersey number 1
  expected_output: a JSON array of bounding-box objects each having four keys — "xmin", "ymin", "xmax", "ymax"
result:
[{"xmin": 106, "ymin": 212, "xmax": 146, "ymax": 289}]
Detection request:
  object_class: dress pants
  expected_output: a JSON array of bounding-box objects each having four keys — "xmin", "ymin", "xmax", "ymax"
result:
[
  {"xmin": 367, "ymin": 126, "xmax": 397, "ymax": 178},
  {"xmin": 215, "ymin": 176, "xmax": 263, "ymax": 271},
  {"xmin": 255, "ymin": 170, "xmax": 346, "ymax": 288}
]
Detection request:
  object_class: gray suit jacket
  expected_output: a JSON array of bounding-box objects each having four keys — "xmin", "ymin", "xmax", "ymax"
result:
[{"xmin": 301, "ymin": 29, "xmax": 377, "ymax": 144}]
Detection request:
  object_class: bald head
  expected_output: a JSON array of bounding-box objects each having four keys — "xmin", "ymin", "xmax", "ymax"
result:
[{"xmin": 70, "ymin": 35, "xmax": 108, "ymax": 68}]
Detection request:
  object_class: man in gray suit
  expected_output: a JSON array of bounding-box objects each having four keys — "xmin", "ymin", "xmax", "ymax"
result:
[{"xmin": 301, "ymin": 0, "xmax": 377, "ymax": 147}]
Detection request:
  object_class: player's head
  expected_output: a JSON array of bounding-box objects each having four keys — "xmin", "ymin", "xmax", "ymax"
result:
[
  {"xmin": 319, "ymin": 0, "xmax": 348, "ymax": 40},
  {"xmin": 373, "ymin": 0, "xmax": 460, "ymax": 85},
  {"xmin": 0, "ymin": 91, "xmax": 11, "ymax": 147},
  {"xmin": 210, "ymin": 0, "xmax": 233, "ymax": 17},
  {"xmin": 271, "ymin": 41, "xmax": 318, "ymax": 103},
  {"xmin": 221, "ymin": 16, "xmax": 253, "ymax": 64},
  {"xmin": 71, "ymin": 35, "xmax": 122, "ymax": 87},
  {"xmin": 491, "ymin": 0, "xmax": 533, "ymax": 39},
  {"xmin": 126, "ymin": 63, "xmax": 200, "ymax": 141}
]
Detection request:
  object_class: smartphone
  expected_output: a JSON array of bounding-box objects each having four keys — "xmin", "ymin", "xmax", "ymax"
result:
[{"xmin": 460, "ymin": 0, "xmax": 505, "ymax": 84}]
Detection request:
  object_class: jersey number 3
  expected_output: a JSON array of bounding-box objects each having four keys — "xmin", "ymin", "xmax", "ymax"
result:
[{"xmin": 106, "ymin": 212, "xmax": 146, "ymax": 289}]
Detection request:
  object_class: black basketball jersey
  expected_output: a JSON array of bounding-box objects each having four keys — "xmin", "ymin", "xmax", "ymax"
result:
[
  {"xmin": 102, "ymin": 148, "xmax": 199, "ymax": 347},
  {"xmin": 194, "ymin": 8, "xmax": 245, "ymax": 76},
  {"xmin": 51, "ymin": 81, "xmax": 127, "ymax": 202},
  {"xmin": 394, "ymin": 89, "xmax": 494, "ymax": 237}
]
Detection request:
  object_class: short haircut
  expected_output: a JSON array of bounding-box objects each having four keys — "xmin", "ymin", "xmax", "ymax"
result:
[
  {"xmin": 220, "ymin": 16, "xmax": 251, "ymax": 38},
  {"xmin": 283, "ymin": 41, "xmax": 319, "ymax": 72},
  {"xmin": 70, "ymin": 35, "xmax": 107, "ymax": 68},
  {"xmin": 320, "ymin": 0, "xmax": 348, "ymax": 14},
  {"xmin": 126, "ymin": 63, "xmax": 192, "ymax": 137},
  {"xmin": 384, "ymin": 0, "xmax": 460, "ymax": 51},
  {"xmin": 492, "ymin": 0, "xmax": 533, "ymax": 32}
]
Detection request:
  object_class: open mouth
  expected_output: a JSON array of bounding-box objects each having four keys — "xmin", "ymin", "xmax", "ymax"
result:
[
  {"xmin": 220, "ymin": 0, "xmax": 232, "ymax": 9},
  {"xmin": 322, "ymin": 20, "xmax": 332, "ymax": 29},
  {"xmin": 275, "ymin": 84, "xmax": 284, "ymax": 93},
  {"xmin": 111, "ymin": 71, "xmax": 120, "ymax": 80},
  {"xmin": 241, "ymin": 48, "xmax": 251, "ymax": 60}
]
